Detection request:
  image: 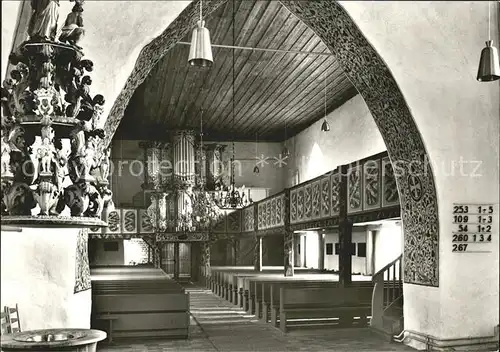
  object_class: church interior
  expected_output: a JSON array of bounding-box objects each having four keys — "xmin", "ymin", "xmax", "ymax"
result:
[{"xmin": 1, "ymin": 1, "xmax": 499, "ymax": 351}]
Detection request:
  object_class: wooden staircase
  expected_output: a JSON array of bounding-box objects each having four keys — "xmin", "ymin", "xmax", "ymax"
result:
[{"xmin": 370, "ymin": 254, "xmax": 404, "ymax": 341}]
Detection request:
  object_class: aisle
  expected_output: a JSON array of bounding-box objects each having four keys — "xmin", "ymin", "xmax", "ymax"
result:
[{"xmin": 98, "ymin": 284, "xmax": 413, "ymax": 351}]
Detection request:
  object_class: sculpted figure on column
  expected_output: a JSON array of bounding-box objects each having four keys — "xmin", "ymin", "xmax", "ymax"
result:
[{"xmin": 28, "ymin": 0, "xmax": 60, "ymax": 42}]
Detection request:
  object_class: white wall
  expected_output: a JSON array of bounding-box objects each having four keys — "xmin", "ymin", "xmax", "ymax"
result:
[
  {"xmin": 373, "ymin": 222, "xmax": 403, "ymax": 274},
  {"xmin": 284, "ymin": 94, "xmax": 386, "ymax": 187},
  {"xmin": 323, "ymin": 228, "xmax": 368, "ymax": 274},
  {"xmin": 303, "ymin": 231, "xmax": 320, "ymax": 269},
  {"xmin": 123, "ymin": 239, "xmax": 150, "ymax": 265},
  {"xmin": 0, "ymin": 227, "xmax": 91, "ymax": 330},
  {"xmin": 341, "ymin": 1, "xmax": 500, "ymax": 344}
]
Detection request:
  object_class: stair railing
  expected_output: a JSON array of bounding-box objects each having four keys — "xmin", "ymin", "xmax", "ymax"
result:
[{"xmin": 371, "ymin": 254, "xmax": 403, "ymax": 331}]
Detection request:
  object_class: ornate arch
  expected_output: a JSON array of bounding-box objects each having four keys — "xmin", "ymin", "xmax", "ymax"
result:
[{"xmin": 103, "ymin": 0, "xmax": 439, "ymax": 287}]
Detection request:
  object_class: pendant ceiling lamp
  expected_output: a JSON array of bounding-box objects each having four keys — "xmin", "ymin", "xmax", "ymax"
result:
[
  {"xmin": 188, "ymin": 0, "xmax": 213, "ymax": 67},
  {"xmin": 321, "ymin": 70, "xmax": 330, "ymax": 132},
  {"xmin": 226, "ymin": 0, "xmax": 242, "ymax": 208},
  {"xmin": 253, "ymin": 132, "xmax": 260, "ymax": 173},
  {"xmin": 477, "ymin": 1, "xmax": 500, "ymax": 82}
]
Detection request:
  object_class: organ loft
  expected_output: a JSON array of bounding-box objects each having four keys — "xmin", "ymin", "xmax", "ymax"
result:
[{"xmin": 1, "ymin": 0, "xmax": 499, "ymax": 351}]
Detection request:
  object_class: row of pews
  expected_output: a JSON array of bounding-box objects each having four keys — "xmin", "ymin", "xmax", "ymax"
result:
[
  {"xmin": 204, "ymin": 266, "xmax": 374, "ymax": 333},
  {"xmin": 91, "ymin": 266, "xmax": 190, "ymax": 340}
]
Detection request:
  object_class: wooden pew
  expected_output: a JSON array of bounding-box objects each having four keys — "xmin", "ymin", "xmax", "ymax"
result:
[
  {"xmin": 261, "ymin": 280, "xmax": 374, "ymax": 326},
  {"xmin": 277, "ymin": 286, "xmax": 373, "ymax": 333},
  {"xmin": 91, "ymin": 267, "xmax": 190, "ymax": 340}
]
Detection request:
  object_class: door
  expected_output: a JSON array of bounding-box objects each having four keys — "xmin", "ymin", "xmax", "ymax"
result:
[
  {"xmin": 161, "ymin": 243, "xmax": 175, "ymax": 276},
  {"xmin": 178, "ymin": 242, "xmax": 191, "ymax": 279}
]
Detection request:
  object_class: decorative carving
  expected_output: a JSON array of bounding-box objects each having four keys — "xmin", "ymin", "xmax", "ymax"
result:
[
  {"xmin": 382, "ymin": 157, "xmax": 399, "ymax": 207},
  {"xmin": 100, "ymin": 0, "xmax": 439, "ymax": 286},
  {"xmin": 74, "ymin": 228, "xmax": 91, "ymax": 293},
  {"xmin": 320, "ymin": 176, "xmax": 330, "ymax": 217},
  {"xmin": 59, "ymin": 0, "xmax": 86, "ymax": 49},
  {"xmin": 311, "ymin": 181, "xmax": 320, "ymax": 219},
  {"xmin": 364, "ymin": 160, "xmax": 381, "ymax": 210},
  {"xmin": 331, "ymin": 172, "xmax": 340, "ymax": 215},
  {"xmin": 28, "ymin": 0, "xmax": 60, "ymax": 42},
  {"xmin": 347, "ymin": 166, "xmax": 362, "ymax": 213},
  {"xmin": 1, "ymin": 0, "xmax": 108, "ymax": 228}
]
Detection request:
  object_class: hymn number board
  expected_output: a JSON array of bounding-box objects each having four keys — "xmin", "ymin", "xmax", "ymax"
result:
[{"xmin": 452, "ymin": 203, "xmax": 496, "ymax": 253}]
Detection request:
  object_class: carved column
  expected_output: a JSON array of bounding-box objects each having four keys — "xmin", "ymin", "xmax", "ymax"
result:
[
  {"xmin": 200, "ymin": 241, "xmax": 211, "ymax": 283},
  {"xmin": 284, "ymin": 230, "xmax": 294, "ymax": 276},
  {"xmin": 284, "ymin": 189, "xmax": 294, "ymax": 276},
  {"xmin": 142, "ymin": 236, "xmax": 161, "ymax": 269},
  {"xmin": 253, "ymin": 236, "xmax": 263, "ymax": 272},
  {"xmin": 338, "ymin": 164, "xmax": 352, "ymax": 286},
  {"xmin": 294, "ymin": 233, "xmax": 302, "ymax": 267},
  {"xmin": 233, "ymin": 238, "xmax": 240, "ymax": 265}
]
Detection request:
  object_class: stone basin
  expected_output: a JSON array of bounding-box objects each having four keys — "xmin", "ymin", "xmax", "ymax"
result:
[{"xmin": 0, "ymin": 328, "xmax": 106, "ymax": 351}]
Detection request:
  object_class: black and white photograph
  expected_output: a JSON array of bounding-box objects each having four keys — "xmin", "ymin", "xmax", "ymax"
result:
[{"xmin": 1, "ymin": 1, "xmax": 499, "ymax": 351}]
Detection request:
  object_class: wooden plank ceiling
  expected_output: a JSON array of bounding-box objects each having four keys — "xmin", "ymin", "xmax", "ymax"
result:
[{"xmin": 115, "ymin": 0, "xmax": 358, "ymax": 142}]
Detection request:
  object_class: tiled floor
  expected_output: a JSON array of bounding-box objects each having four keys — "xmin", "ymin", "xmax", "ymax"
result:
[{"xmin": 97, "ymin": 284, "xmax": 415, "ymax": 352}]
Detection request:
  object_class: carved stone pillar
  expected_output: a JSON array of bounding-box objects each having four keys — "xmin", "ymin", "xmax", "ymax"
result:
[
  {"xmin": 253, "ymin": 236, "xmax": 262, "ymax": 272},
  {"xmin": 284, "ymin": 230, "xmax": 294, "ymax": 276}
]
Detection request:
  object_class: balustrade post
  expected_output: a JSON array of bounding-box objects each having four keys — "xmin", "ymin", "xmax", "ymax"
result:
[{"xmin": 371, "ymin": 273, "xmax": 385, "ymax": 331}]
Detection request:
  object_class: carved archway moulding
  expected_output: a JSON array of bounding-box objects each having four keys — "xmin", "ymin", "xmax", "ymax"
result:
[{"xmin": 102, "ymin": 0, "xmax": 439, "ymax": 287}]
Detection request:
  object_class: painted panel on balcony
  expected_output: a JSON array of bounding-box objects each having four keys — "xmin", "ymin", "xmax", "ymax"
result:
[
  {"xmin": 311, "ymin": 181, "xmax": 321, "ymax": 219},
  {"xmin": 290, "ymin": 189, "xmax": 298, "ymax": 224},
  {"xmin": 103, "ymin": 209, "xmax": 121, "ymax": 234},
  {"xmin": 348, "ymin": 165, "xmax": 363, "ymax": 213},
  {"xmin": 121, "ymin": 209, "xmax": 138, "ymax": 234},
  {"xmin": 243, "ymin": 206, "xmax": 254, "ymax": 232},
  {"xmin": 331, "ymin": 172, "xmax": 340, "ymax": 216},
  {"xmin": 258, "ymin": 203, "xmax": 264, "ymax": 229},
  {"xmin": 139, "ymin": 209, "xmax": 154, "ymax": 233},
  {"xmin": 271, "ymin": 198, "xmax": 277, "ymax": 226},
  {"xmin": 363, "ymin": 159, "xmax": 381, "ymax": 210},
  {"xmin": 227, "ymin": 211, "xmax": 241, "ymax": 233},
  {"xmin": 276, "ymin": 194, "xmax": 284, "ymax": 226},
  {"xmin": 213, "ymin": 210, "xmax": 227, "ymax": 232},
  {"xmin": 266, "ymin": 201, "xmax": 271, "ymax": 228},
  {"xmin": 304, "ymin": 184, "xmax": 312, "ymax": 220},
  {"xmin": 321, "ymin": 176, "xmax": 331, "ymax": 217},
  {"xmin": 382, "ymin": 157, "xmax": 400, "ymax": 207},
  {"xmin": 297, "ymin": 188, "xmax": 304, "ymax": 221}
]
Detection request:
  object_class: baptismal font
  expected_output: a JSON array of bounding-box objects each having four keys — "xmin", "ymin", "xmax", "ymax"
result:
[{"xmin": 1, "ymin": 0, "xmax": 110, "ymax": 227}]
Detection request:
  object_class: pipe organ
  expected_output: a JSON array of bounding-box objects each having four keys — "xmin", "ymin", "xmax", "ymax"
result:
[{"xmin": 140, "ymin": 131, "xmax": 226, "ymax": 236}]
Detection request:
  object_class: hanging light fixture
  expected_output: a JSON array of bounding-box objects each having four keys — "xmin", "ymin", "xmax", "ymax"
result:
[
  {"xmin": 321, "ymin": 69, "xmax": 330, "ymax": 132},
  {"xmin": 477, "ymin": 1, "xmax": 500, "ymax": 82},
  {"xmin": 188, "ymin": 0, "xmax": 213, "ymax": 67},
  {"xmin": 220, "ymin": 0, "xmax": 244, "ymax": 209},
  {"xmin": 253, "ymin": 132, "xmax": 260, "ymax": 173}
]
